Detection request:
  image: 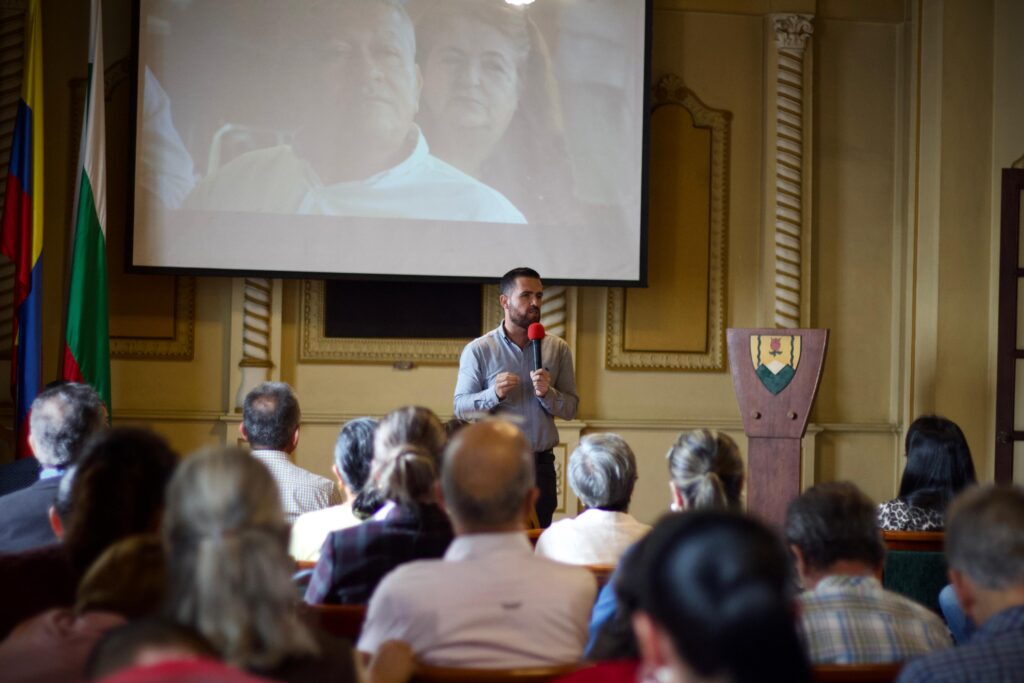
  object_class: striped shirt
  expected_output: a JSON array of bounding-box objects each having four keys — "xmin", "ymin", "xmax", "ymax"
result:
[
  {"xmin": 798, "ymin": 575, "xmax": 951, "ymax": 664},
  {"xmin": 250, "ymin": 450, "xmax": 341, "ymax": 524}
]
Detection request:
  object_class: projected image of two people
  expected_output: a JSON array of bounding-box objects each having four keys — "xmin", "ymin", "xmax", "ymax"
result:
[{"xmin": 146, "ymin": 0, "xmax": 638, "ymax": 228}]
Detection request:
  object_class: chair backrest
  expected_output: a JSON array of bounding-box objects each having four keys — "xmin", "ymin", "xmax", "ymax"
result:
[
  {"xmin": 812, "ymin": 663, "xmax": 903, "ymax": 683},
  {"xmin": 881, "ymin": 530, "xmax": 944, "ymax": 552},
  {"xmin": 411, "ymin": 662, "xmax": 586, "ymax": 683},
  {"xmin": 583, "ymin": 564, "xmax": 616, "ymax": 590},
  {"xmin": 881, "ymin": 530, "xmax": 947, "ymax": 614},
  {"xmin": 302, "ymin": 603, "xmax": 368, "ymax": 640}
]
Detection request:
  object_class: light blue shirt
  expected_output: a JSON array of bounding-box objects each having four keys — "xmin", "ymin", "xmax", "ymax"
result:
[{"xmin": 454, "ymin": 325, "xmax": 578, "ymax": 452}]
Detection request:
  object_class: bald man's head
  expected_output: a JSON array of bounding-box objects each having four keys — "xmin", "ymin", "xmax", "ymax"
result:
[{"xmin": 441, "ymin": 421, "xmax": 536, "ymax": 533}]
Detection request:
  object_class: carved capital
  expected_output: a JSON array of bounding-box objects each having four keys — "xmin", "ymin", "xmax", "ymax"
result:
[{"xmin": 772, "ymin": 14, "xmax": 814, "ymax": 51}]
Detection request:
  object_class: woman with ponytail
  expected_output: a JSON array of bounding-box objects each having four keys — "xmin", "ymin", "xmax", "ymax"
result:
[
  {"xmin": 163, "ymin": 447, "xmax": 357, "ymax": 683},
  {"xmin": 666, "ymin": 429, "xmax": 744, "ymax": 512},
  {"xmin": 305, "ymin": 406, "xmax": 454, "ymax": 605}
]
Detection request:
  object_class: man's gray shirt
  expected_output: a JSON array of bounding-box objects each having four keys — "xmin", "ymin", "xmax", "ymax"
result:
[{"xmin": 454, "ymin": 325, "xmax": 578, "ymax": 452}]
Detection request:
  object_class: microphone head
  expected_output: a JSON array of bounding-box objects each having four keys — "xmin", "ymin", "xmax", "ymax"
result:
[{"xmin": 528, "ymin": 323, "xmax": 546, "ymax": 341}]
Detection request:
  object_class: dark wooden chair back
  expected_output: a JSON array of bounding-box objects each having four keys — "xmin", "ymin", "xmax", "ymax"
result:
[
  {"xmin": 813, "ymin": 663, "xmax": 903, "ymax": 682},
  {"xmin": 303, "ymin": 603, "xmax": 368, "ymax": 640},
  {"xmin": 583, "ymin": 564, "xmax": 616, "ymax": 590},
  {"xmin": 881, "ymin": 530, "xmax": 944, "ymax": 552},
  {"xmin": 411, "ymin": 663, "xmax": 585, "ymax": 683}
]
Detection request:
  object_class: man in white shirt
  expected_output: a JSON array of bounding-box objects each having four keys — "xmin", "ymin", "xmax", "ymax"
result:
[
  {"xmin": 185, "ymin": 0, "xmax": 524, "ymax": 224},
  {"xmin": 357, "ymin": 420, "xmax": 596, "ymax": 667},
  {"xmin": 535, "ymin": 433, "xmax": 650, "ymax": 565},
  {"xmin": 240, "ymin": 382, "xmax": 341, "ymax": 524}
]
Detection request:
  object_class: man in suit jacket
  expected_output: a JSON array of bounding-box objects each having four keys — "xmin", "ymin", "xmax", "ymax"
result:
[{"xmin": 0, "ymin": 383, "xmax": 106, "ymax": 553}]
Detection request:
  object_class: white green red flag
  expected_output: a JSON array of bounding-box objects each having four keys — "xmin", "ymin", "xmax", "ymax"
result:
[{"xmin": 61, "ymin": 0, "xmax": 110, "ymax": 410}]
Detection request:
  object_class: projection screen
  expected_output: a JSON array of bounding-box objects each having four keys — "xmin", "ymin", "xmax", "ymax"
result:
[{"xmin": 130, "ymin": 0, "xmax": 650, "ymax": 283}]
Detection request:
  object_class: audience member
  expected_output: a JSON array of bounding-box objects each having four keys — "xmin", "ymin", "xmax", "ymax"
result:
[
  {"xmin": 561, "ymin": 511, "xmax": 812, "ymax": 683},
  {"xmin": 586, "ymin": 428, "xmax": 745, "ymax": 655},
  {"xmin": 879, "ymin": 415, "xmax": 976, "ymax": 531},
  {"xmin": 535, "ymin": 433, "xmax": 649, "ymax": 565},
  {"xmin": 897, "ymin": 485, "xmax": 1024, "ymax": 682},
  {"xmin": 0, "ymin": 428, "xmax": 178, "ymax": 639},
  {"xmin": 290, "ymin": 417, "xmax": 379, "ymax": 562},
  {"xmin": 359, "ymin": 420, "xmax": 596, "ymax": 667},
  {"xmin": 0, "ymin": 456, "xmax": 40, "ymax": 497},
  {"xmin": 163, "ymin": 447, "xmax": 358, "ymax": 683},
  {"xmin": 305, "ymin": 406, "xmax": 453, "ymax": 605},
  {"xmin": 85, "ymin": 618, "xmax": 219, "ymax": 680},
  {"xmin": 0, "ymin": 534, "xmax": 166, "ymax": 683},
  {"xmin": 666, "ymin": 428, "xmax": 745, "ymax": 512},
  {"xmin": 240, "ymin": 382, "xmax": 341, "ymax": 523},
  {"xmin": 0, "ymin": 382, "xmax": 105, "ymax": 553},
  {"xmin": 786, "ymin": 481, "xmax": 950, "ymax": 664}
]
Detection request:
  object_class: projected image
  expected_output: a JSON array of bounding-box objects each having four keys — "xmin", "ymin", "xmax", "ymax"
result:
[{"xmin": 133, "ymin": 0, "xmax": 648, "ymax": 282}]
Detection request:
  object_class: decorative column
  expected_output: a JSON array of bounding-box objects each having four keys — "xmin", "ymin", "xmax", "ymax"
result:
[
  {"xmin": 540, "ymin": 286, "xmax": 569, "ymax": 341},
  {"xmin": 232, "ymin": 277, "xmax": 282, "ymax": 409},
  {"xmin": 768, "ymin": 14, "xmax": 813, "ymax": 328}
]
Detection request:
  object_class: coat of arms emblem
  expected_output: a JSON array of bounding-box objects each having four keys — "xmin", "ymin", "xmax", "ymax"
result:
[{"xmin": 749, "ymin": 335, "xmax": 801, "ymax": 395}]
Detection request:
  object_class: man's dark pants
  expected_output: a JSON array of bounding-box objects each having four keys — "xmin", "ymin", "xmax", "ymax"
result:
[{"xmin": 535, "ymin": 450, "xmax": 557, "ymax": 528}]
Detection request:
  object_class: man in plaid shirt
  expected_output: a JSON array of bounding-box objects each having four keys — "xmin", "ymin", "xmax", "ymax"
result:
[
  {"xmin": 241, "ymin": 382, "xmax": 341, "ymax": 523},
  {"xmin": 897, "ymin": 485, "xmax": 1024, "ymax": 682},
  {"xmin": 785, "ymin": 482, "xmax": 951, "ymax": 664}
]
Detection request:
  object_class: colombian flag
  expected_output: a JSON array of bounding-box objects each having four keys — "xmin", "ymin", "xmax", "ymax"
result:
[
  {"xmin": 62, "ymin": 0, "xmax": 110, "ymax": 412},
  {"xmin": 0, "ymin": 0, "xmax": 43, "ymax": 458}
]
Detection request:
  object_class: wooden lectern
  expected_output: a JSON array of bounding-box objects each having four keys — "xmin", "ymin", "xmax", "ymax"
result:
[{"xmin": 727, "ymin": 329, "xmax": 829, "ymax": 527}]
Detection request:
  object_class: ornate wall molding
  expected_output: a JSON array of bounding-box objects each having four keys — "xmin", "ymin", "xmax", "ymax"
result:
[
  {"xmin": 607, "ymin": 74, "xmax": 730, "ymax": 371},
  {"xmin": 111, "ymin": 277, "xmax": 196, "ymax": 360},
  {"xmin": 300, "ymin": 282, "xmax": 575, "ymax": 365},
  {"xmin": 301, "ymin": 280, "xmax": 481, "ymax": 364},
  {"xmin": 769, "ymin": 13, "xmax": 813, "ymax": 328}
]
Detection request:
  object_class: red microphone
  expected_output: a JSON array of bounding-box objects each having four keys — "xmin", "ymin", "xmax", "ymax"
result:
[{"xmin": 528, "ymin": 323, "xmax": 545, "ymax": 371}]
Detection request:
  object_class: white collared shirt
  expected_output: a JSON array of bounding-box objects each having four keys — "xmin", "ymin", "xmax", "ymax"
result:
[
  {"xmin": 358, "ymin": 532, "xmax": 596, "ymax": 667},
  {"xmin": 534, "ymin": 509, "xmax": 650, "ymax": 566}
]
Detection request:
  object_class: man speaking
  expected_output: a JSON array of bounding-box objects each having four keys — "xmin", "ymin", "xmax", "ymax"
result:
[{"xmin": 454, "ymin": 268, "xmax": 578, "ymax": 527}]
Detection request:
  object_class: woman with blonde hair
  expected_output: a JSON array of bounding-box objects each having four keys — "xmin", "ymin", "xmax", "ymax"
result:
[
  {"xmin": 305, "ymin": 406, "xmax": 453, "ymax": 605},
  {"xmin": 163, "ymin": 447, "xmax": 357, "ymax": 682},
  {"xmin": 666, "ymin": 429, "xmax": 745, "ymax": 512}
]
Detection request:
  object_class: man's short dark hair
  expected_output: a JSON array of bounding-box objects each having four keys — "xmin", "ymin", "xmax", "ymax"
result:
[
  {"xmin": 784, "ymin": 481, "xmax": 884, "ymax": 573},
  {"xmin": 499, "ymin": 267, "xmax": 541, "ymax": 297},
  {"xmin": 242, "ymin": 382, "xmax": 300, "ymax": 450},
  {"xmin": 946, "ymin": 484, "xmax": 1024, "ymax": 589},
  {"xmin": 28, "ymin": 382, "xmax": 106, "ymax": 468}
]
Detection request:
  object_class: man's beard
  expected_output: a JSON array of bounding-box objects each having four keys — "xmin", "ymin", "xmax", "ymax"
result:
[{"xmin": 510, "ymin": 306, "xmax": 540, "ymax": 329}]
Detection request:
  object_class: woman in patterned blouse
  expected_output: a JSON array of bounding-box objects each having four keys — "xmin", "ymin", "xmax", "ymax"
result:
[{"xmin": 878, "ymin": 416, "xmax": 977, "ymax": 531}]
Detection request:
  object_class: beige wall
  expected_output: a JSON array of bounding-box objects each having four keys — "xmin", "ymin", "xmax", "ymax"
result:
[{"xmin": 14, "ymin": 0, "xmax": 1021, "ymax": 524}]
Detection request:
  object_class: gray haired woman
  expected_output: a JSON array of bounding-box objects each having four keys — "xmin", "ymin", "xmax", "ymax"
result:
[
  {"xmin": 163, "ymin": 447, "xmax": 358, "ymax": 683},
  {"xmin": 535, "ymin": 433, "xmax": 650, "ymax": 565}
]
